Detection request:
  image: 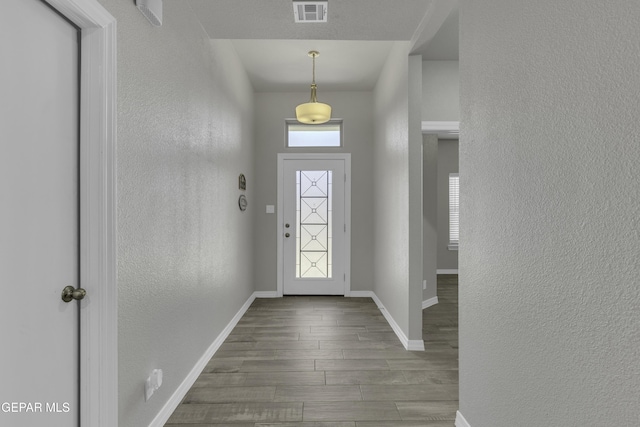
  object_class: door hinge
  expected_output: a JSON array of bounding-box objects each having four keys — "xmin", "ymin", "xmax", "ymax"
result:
[
  {"xmin": 344, "ymin": 224, "xmax": 346, "ymax": 232},
  {"xmin": 344, "ymin": 173, "xmax": 346, "ymax": 182},
  {"xmin": 344, "ymin": 273, "xmax": 346, "ymax": 281}
]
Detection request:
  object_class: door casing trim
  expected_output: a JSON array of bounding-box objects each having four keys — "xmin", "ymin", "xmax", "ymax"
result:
[
  {"xmin": 277, "ymin": 153, "xmax": 351, "ymax": 297},
  {"xmin": 45, "ymin": 0, "xmax": 118, "ymax": 425}
]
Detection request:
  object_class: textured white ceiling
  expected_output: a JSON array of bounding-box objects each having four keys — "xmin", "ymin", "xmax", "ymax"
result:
[
  {"xmin": 230, "ymin": 40, "xmax": 396, "ymax": 92},
  {"xmin": 189, "ymin": 0, "xmax": 433, "ymax": 41},
  {"xmin": 186, "ymin": 0, "xmax": 458, "ymax": 91}
]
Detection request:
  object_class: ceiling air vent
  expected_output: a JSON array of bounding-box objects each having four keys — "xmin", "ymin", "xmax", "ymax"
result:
[{"xmin": 293, "ymin": 1, "xmax": 328, "ymax": 23}]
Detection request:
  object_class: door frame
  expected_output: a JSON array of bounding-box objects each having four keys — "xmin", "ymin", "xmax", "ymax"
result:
[
  {"xmin": 277, "ymin": 153, "xmax": 351, "ymax": 297},
  {"xmin": 44, "ymin": 0, "xmax": 117, "ymax": 425}
]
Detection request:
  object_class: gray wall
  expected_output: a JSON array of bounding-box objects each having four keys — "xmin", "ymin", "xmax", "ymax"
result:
[
  {"xmin": 459, "ymin": 0, "xmax": 640, "ymax": 426},
  {"xmin": 422, "ymin": 60, "xmax": 459, "ymax": 121},
  {"xmin": 372, "ymin": 42, "xmax": 423, "ymax": 341},
  {"xmin": 97, "ymin": 2, "xmax": 255, "ymax": 426},
  {"xmin": 252, "ymin": 91, "xmax": 375, "ymax": 292},
  {"xmin": 437, "ymin": 139, "xmax": 459, "ymax": 271},
  {"xmin": 422, "ymin": 135, "xmax": 438, "ymax": 301}
]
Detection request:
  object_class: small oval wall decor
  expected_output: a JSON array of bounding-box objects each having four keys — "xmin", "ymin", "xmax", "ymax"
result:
[{"xmin": 238, "ymin": 194, "xmax": 248, "ymax": 211}]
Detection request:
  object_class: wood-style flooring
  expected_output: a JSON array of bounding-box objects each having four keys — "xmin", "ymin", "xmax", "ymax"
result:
[{"xmin": 165, "ymin": 275, "xmax": 459, "ymax": 426}]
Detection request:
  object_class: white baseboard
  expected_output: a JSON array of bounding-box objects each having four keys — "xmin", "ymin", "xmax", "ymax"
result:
[
  {"xmin": 455, "ymin": 410, "xmax": 471, "ymax": 427},
  {"xmin": 148, "ymin": 292, "xmax": 258, "ymax": 427},
  {"xmin": 369, "ymin": 293, "xmax": 425, "ymax": 351},
  {"xmin": 348, "ymin": 290, "xmax": 375, "ymax": 298},
  {"xmin": 437, "ymin": 269, "xmax": 459, "ymax": 274},
  {"xmin": 422, "ymin": 296, "xmax": 438, "ymax": 310},
  {"xmin": 254, "ymin": 291, "xmax": 279, "ymax": 298},
  {"xmin": 406, "ymin": 339, "xmax": 426, "ymax": 351}
]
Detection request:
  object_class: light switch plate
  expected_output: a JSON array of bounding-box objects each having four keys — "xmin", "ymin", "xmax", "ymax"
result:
[{"xmin": 145, "ymin": 369, "xmax": 163, "ymax": 401}]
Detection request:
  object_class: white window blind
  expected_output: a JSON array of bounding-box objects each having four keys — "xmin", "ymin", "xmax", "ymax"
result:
[{"xmin": 449, "ymin": 173, "xmax": 459, "ymax": 249}]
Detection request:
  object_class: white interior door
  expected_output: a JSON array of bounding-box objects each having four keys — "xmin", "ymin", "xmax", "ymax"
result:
[
  {"xmin": 0, "ymin": 0, "xmax": 80, "ymax": 425},
  {"xmin": 282, "ymin": 157, "xmax": 349, "ymax": 295}
]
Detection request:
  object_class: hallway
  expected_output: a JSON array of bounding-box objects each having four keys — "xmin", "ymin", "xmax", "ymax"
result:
[{"xmin": 166, "ymin": 276, "xmax": 459, "ymax": 426}]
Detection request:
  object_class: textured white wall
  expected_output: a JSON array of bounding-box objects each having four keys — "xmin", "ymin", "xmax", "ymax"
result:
[
  {"xmin": 373, "ymin": 42, "xmax": 424, "ymax": 340},
  {"xmin": 97, "ymin": 2, "xmax": 254, "ymax": 426},
  {"xmin": 252, "ymin": 91, "xmax": 375, "ymax": 293},
  {"xmin": 408, "ymin": 55, "xmax": 425, "ymax": 339},
  {"xmin": 459, "ymin": 0, "xmax": 640, "ymax": 426},
  {"xmin": 422, "ymin": 60, "xmax": 459, "ymax": 121}
]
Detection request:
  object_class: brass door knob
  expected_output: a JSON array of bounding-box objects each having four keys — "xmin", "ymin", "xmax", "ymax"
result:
[{"xmin": 61, "ymin": 286, "xmax": 86, "ymax": 303}]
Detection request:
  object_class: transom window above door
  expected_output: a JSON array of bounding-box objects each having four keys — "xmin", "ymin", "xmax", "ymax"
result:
[{"xmin": 286, "ymin": 119, "xmax": 343, "ymax": 148}]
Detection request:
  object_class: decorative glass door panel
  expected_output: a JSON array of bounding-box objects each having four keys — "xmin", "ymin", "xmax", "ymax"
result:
[
  {"xmin": 283, "ymin": 159, "xmax": 346, "ymax": 295},
  {"xmin": 297, "ymin": 170, "xmax": 332, "ymax": 278}
]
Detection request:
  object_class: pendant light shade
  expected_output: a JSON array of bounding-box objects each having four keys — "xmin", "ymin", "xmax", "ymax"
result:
[{"xmin": 296, "ymin": 51, "xmax": 331, "ymax": 124}]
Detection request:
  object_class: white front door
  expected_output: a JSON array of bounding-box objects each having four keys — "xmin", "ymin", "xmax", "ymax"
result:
[
  {"xmin": 0, "ymin": 0, "xmax": 80, "ymax": 425},
  {"xmin": 281, "ymin": 156, "xmax": 350, "ymax": 295}
]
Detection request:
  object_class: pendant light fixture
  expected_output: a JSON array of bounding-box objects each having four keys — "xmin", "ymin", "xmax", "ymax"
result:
[{"xmin": 296, "ymin": 50, "xmax": 332, "ymax": 124}]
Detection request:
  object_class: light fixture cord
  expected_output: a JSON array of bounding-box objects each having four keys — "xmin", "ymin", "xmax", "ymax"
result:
[
  {"xmin": 312, "ymin": 53, "xmax": 316, "ymax": 84},
  {"xmin": 308, "ymin": 52, "xmax": 319, "ymax": 103}
]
